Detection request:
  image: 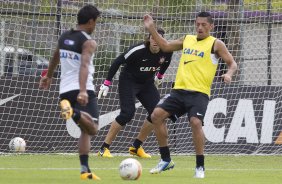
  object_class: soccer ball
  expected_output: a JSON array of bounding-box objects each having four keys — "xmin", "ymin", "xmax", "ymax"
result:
[
  {"xmin": 9, "ymin": 137, "xmax": 26, "ymax": 152},
  {"xmin": 119, "ymin": 158, "xmax": 142, "ymax": 180}
]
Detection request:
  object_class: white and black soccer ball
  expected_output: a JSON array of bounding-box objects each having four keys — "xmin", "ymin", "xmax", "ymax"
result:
[
  {"xmin": 119, "ymin": 158, "xmax": 142, "ymax": 180},
  {"xmin": 9, "ymin": 137, "xmax": 26, "ymax": 152}
]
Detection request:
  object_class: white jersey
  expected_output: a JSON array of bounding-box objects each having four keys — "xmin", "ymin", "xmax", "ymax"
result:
[{"xmin": 58, "ymin": 30, "xmax": 95, "ymax": 94}]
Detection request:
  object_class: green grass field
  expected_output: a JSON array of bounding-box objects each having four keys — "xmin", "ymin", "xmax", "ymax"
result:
[{"xmin": 0, "ymin": 154, "xmax": 281, "ymax": 184}]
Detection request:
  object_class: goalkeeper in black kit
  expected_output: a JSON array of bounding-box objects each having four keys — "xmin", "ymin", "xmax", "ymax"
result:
[{"xmin": 97, "ymin": 28, "xmax": 173, "ymax": 158}]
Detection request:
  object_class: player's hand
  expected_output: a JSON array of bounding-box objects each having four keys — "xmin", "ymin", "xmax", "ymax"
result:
[
  {"xmin": 143, "ymin": 14, "xmax": 154, "ymax": 30},
  {"xmin": 98, "ymin": 84, "xmax": 110, "ymax": 99},
  {"xmin": 39, "ymin": 77, "xmax": 52, "ymax": 90},
  {"xmin": 221, "ymin": 74, "xmax": 232, "ymax": 84},
  {"xmin": 154, "ymin": 76, "xmax": 163, "ymax": 87},
  {"xmin": 39, "ymin": 69, "xmax": 52, "ymax": 90},
  {"xmin": 77, "ymin": 91, "xmax": 88, "ymax": 106},
  {"xmin": 154, "ymin": 73, "xmax": 164, "ymax": 87}
]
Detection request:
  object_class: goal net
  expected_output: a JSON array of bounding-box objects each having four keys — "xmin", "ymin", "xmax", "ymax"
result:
[{"xmin": 0, "ymin": 0, "xmax": 281, "ymax": 155}]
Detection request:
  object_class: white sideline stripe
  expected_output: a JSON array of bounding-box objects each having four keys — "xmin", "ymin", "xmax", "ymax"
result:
[{"xmin": 0, "ymin": 168, "xmax": 281, "ymax": 171}]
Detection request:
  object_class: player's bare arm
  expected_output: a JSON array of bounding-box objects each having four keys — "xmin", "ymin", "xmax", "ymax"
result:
[
  {"xmin": 39, "ymin": 46, "xmax": 60, "ymax": 90},
  {"xmin": 78, "ymin": 39, "xmax": 97, "ymax": 106},
  {"xmin": 214, "ymin": 39, "xmax": 237, "ymax": 83},
  {"xmin": 47, "ymin": 46, "xmax": 60, "ymax": 78},
  {"xmin": 144, "ymin": 14, "xmax": 183, "ymax": 52}
]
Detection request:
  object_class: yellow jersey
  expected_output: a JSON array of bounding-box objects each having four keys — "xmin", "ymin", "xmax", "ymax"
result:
[{"xmin": 174, "ymin": 35, "xmax": 219, "ymax": 96}]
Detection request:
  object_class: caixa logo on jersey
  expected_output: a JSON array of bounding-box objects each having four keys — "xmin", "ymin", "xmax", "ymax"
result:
[
  {"xmin": 60, "ymin": 51, "xmax": 80, "ymax": 61},
  {"xmin": 140, "ymin": 66, "xmax": 160, "ymax": 72},
  {"xmin": 203, "ymin": 85, "xmax": 281, "ymax": 145}
]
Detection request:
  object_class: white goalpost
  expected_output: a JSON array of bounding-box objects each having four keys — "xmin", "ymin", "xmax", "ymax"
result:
[{"xmin": 0, "ymin": 0, "xmax": 281, "ymax": 155}]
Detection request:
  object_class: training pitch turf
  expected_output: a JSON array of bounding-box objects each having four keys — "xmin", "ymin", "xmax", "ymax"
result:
[{"xmin": 0, "ymin": 154, "xmax": 281, "ymax": 184}]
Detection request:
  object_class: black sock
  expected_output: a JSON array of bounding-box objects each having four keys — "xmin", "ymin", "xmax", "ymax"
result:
[
  {"xmin": 72, "ymin": 108, "xmax": 81, "ymax": 123},
  {"xmin": 100, "ymin": 142, "xmax": 110, "ymax": 150},
  {"xmin": 196, "ymin": 155, "xmax": 204, "ymax": 168},
  {"xmin": 159, "ymin": 146, "xmax": 171, "ymax": 162},
  {"xmin": 132, "ymin": 139, "xmax": 143, "ymax": 149},
  {"xmin": 79, "ymin": 155, "xmax": 91, "ymax": 173}
]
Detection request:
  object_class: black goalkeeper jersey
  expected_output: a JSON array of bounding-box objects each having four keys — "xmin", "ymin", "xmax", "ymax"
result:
[{"xmin": 106, "ymin": 43, "xmax": 173, "ymax": 83}]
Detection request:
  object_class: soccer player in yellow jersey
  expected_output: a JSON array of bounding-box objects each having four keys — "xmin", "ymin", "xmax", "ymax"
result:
[{"xmin": 144, "ymin": 12, "xmax": 237, "ymax": 178}]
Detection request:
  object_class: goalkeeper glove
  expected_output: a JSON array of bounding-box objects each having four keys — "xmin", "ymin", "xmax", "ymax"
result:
[
  {"xmin": 98, "ymin": 80, "xmax": 111, "ymax": 99},
  {"xmin": 154, "ymin": 72, "xmax": 164, "ymax": 87}
]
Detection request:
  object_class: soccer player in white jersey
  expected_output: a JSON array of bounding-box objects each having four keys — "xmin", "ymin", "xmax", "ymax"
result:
[{"xmin": 39, "ymin": 5, "xmax": 101, "ymax": 180}]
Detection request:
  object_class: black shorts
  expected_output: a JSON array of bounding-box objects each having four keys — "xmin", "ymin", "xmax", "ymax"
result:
[
  {"xmin": 115, "ymin": 72, "xmax": 160, "ymax": 125},
  {"xmin": 157, "ymin": 89, "xmax": 209, "ymax": 124},
  {"xmin": 59, "ymin": 90, "xmax": 99, "ymax": 121}
]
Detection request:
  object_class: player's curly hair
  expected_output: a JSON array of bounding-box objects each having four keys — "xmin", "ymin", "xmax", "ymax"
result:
[
  {"xmin": 144, "ymin": 27, "xmax": 165, "ymax": 48},
  {"xmin": 77, "ymin": 5, "xmax": 100, "ymax": 24}
]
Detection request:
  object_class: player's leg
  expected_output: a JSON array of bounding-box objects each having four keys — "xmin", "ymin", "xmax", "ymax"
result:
[
  {"xmin": 129, "ymin": 119, "xmax": 152, "ymax": 158},
  {"xmin": 59, "ymin": 90, "xmax": 98, "ymax": 135},
  {"xmin": 190, "ymin": 117, "xmax": 205, "ymax": 155},
  {"xmin": 76, "ymin": 112, "xmax": 98, "ymax": 135},
  {"xmin": 60, "ymin": 90, "xmax": 101, "ymax": 180},
  {"xmin": 150, "ymin": 107, "xmax": 175, "ymax": 173},
  {"xmin": 151, "ymin": 107, "xmax": 170, "ymax": 149},
  {"xmin": 187, "ymin": 92, "xmax": 209, "ymax": 179},
  {"xmin": 190, "ymin": 116, "xmax": 205, "ymax": 178},
  {"xmin": 78, "ymin": 92, "xmax": 100, "ymax": 180},
  {"xmin": 97, "ymin": 120, "xmax": 122, "ymax": 157},
  {"xmin": 79, "ymin": 130, "xmax": 100, "ymax": 180},
  {"xmin": 150, "ymin": 89, "xmax": 185, "ymax": 174},
  {"xmin": 98, "ymin": 76, "xmax": 136, "ymax": 157},
  {"xmin": 129, "ymin": 83, "xmax": 160, "ymax": 158},
  {"xmin": 74, "ymin": 91, "xmax": 99, "ymax": 135},
  {"xmin": 135, "ymin": 119, "xmax": 153, "ymax": 143}
]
